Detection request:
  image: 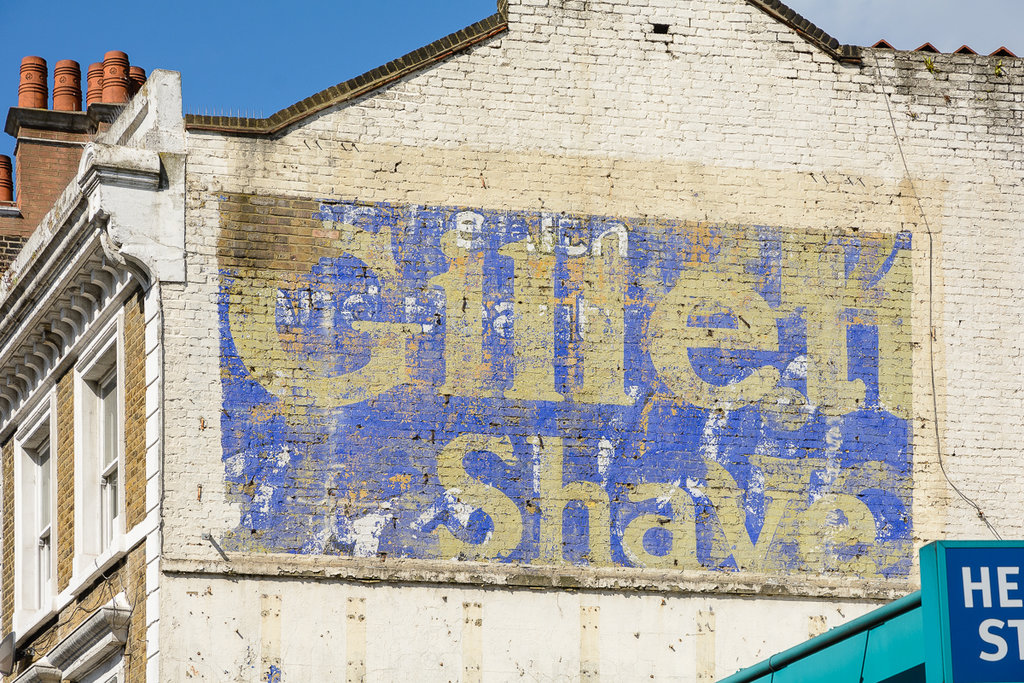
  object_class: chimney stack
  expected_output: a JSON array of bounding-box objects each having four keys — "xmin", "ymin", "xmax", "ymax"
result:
[
  {"xmin": 2, "ymin": 56, "xmax": 99, "ymax": 266},
  {"xmin": 101, "ymin": 50, "xmax": 130, "ymax": 104},
  {"xmin": 52, "ymin": 60, "xmax": 82, "ymax": 111},
  {"xmin": 2, "ymin": 49, "xmax": 144, "ymax": 272},
  {"xmin": 0, "ymin": 156, "xmax": 12, "ymax": 203},
  {"xmin": 86, "ymin": 62, "xmax": 103, "ymax": 106},
  {"xmin": 18, "ymin": 57, "xmax": 47, "ymax": 109}
]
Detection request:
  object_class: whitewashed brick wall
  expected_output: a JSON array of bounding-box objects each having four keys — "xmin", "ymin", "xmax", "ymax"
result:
[{"xmin": 159, "ymin": 0, "xmax": 1024, "ymax": 678}]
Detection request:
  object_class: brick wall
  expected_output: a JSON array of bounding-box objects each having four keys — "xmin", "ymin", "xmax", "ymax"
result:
[
  {"xmin": 125, "ymin": 289, "xmax": 147, "ymax": 531},
  {"xmin": 212, "ymin": 192, "xmax": 914, "ymax": 577},
  {"xmin": 6, "ymin": 546, "xmax": 147, "ymax": 682},
  {"xmin": 172, "ymin": 0, "xmax": 1024, "ymax": 568},
  {"xmin": 0, "ymin": 288, "xmax": 150, "ymax": 679},
  {"xmin": 125, "ymin": 544, "xmax": 147, "ymax": 683},
  {"xmin": 10, "ymin": 134, "xmax": 85, "ymax": 217},
  {"xmin": 56, "ymin": 371, "xmax": 74, "ymax": 592},
  {"xmin": 162, "ymin": 0, "xmax": 1023, "ymax": 677},
  {"xmin": 0, "ymin": 118, "xmax": 92, "ymax": 274},
  {"xmin": 0, "ymin": 235, "xmax": 26, "ymax": 274}
]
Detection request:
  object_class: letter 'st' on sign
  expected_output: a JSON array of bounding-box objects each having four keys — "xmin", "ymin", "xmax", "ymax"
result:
[{"xmin": 922, "ymin": 542, "xmax": 1024, "ymax": 682}]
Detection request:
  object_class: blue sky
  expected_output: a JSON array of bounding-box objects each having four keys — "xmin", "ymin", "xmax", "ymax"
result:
[
  {"xmin": 0, "ymin": 0, "xmax": 1020, "ymax": 162},
  {"xmin": 784, "ymin": 0, "xmax": 1023, "ymax": 53}
]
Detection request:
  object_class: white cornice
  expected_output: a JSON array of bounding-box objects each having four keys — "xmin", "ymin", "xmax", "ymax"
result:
[
  {"xmin": 11, "ymin": 662, "xmax": 61, "ymax": 683},
  {"xmin": 45, "ymin": 603, "xmax": 130, "ymax": 682},
  {"xmin": 0, "ymin": 70, "xmax": 185, "ymax": 437}
]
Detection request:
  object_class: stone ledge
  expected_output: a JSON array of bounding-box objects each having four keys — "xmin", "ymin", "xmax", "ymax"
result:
[
  {"xmin": 163, "ymin": 553, "xmax": 915, "ymax": 602},
  {"xmin": 11, "ymin": 663, "xmax": 61, "ymax": 683},
  {"xmin": 46, "ymin": 604, "xmax": 130, "ymax": 682},
  {"xmin": 4, "ymin": 109, "xmax": 95, "ymax": 139}
]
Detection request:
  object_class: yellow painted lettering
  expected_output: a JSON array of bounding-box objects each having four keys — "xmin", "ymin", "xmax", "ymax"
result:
[
  {"xmin": 576, "ymin": 225, "xmax": 631, "ymax": 405},
  {"xmin": 435, "ymin": 433, "xmax": 524, "ymax": 560},
  {"xmin": 499, "ymin": 225, "xmax": 562, "ymax": 402},
  {"xmin": 705, "ymin": 461, "xmax": 798, "ymax": 572},
  {"xmin": 787, "ymin": 237, "xmax": 866, "ymax": 415},
  {"xmin": 431, "ymin": 214, "xmax": 497, "ymax": 397},
  {"xmin": 228, "ymin": 221, "xmax": 418, "ymax": 408},
  {"xmin": 798, "ymin": 494, "xmax": 877, "ymax": 576},
  {"xmin": 649, "ymin": 267, "xmax": 780, "ymax": 409},
  {"xmin": 535, "ymin": 435, "xmax": 612, "ymax": 566},
  {"xmin": 621, "ymin": 483, "xmax": 698, "ymax": 569}
]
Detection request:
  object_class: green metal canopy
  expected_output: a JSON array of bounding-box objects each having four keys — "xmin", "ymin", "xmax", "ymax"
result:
[
  {"xmin": 722, "ymin": 541, "xmax": 1024, "ymax": 682},
  {"xmin": 718, "ymin": 591, "xmax": 926, "ymax": 683}
]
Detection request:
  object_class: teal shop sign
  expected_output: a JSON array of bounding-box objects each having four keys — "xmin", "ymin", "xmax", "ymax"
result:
[{"xmin": 921, "ymin": 541, "xmax": 1024, "ymax": 683}]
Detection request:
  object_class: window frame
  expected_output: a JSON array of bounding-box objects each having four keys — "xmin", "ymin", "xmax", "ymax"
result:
[
  {"xmin": 77, "ymin": 649, "xmax": 124, "ymax": 683},
  {"xmin": 73, "ymin": 315, "xmax": 126, "ymax": 580},
  {"xmin": 13, "ymin": 395, "xmax": 58, "ymax": 634},
  {"xmin": 97, "ymin": 367, "xmax": 119, "ymax": 550}
]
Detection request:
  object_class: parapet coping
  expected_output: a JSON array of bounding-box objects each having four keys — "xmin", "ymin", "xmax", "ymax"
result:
[
  {"xmin": 4, "ymin": 104, "xmax": 126, "ymax": 139},
  {"xmin": 184, "ymin": 0, "xmax": 868, "ymax": 137},
  {"xmin": 184, "ymin": 7, "xmax": 509, "ymax": 136},
  {"xmin": 744, "ymin": 0, "xmax": 862, "ymax": 64},
  {"xmin": 183, "ymin": 0, "xmax": 1019, "ymax": 138}
]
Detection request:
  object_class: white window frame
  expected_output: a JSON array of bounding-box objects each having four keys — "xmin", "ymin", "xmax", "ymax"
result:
[
  {"xmin": 13, "ymin": 395, "xmax": 57, "ymax": 634},
  {"xmin": 73, "ymin": 315, "xmax": 126, "ymax": 581}
]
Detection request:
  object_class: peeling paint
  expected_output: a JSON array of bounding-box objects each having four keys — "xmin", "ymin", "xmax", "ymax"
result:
[{"xmin": 218, "ymin": 198, "xmax": 913, "ymax": 577}]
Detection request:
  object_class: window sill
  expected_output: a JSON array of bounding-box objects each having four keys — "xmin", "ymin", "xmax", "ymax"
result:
[
  {"xmin": 70, "ymin": 536, "xmax": 130, "ymax": 600},
  {"xmin": 14, "ymin": 540, "xmax": 128, "ymax": 645},
  {"xmin": 69, "ymin": 510, "xmax": 157, "ymax": 600},
  {"xmin": 14, "ymin": 513, "xmax": 156, "ymax": 647},
  {"xmin": 13, "ymin": 602, "xmax": 59, "ymax": 648}
]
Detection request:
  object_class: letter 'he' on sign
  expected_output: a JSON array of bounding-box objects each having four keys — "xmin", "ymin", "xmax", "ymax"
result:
[{"xmin": 921, "ymin": 541, "xmax": 1024, "ymax": 683}]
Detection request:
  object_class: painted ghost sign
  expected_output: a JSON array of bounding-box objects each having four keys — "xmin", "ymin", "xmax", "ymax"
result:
[{"xmin": 218, "ymin": 195, "xmax": 913, "ymax": 578}]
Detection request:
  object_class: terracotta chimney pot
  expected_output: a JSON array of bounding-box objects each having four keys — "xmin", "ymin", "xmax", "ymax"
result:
[
  {"xmin": 128, "ymin": 66, "xmax": 146, "ymax": 97},
  {"xmin": 53, "ymin": 59, "xmax": 82, "ymax": 111},
  {"xmin": 18, "ymin": 56, "xmax": 48, "ymax": 109},
  {"xmin": 101, "ymin": 50, "xmax": 130, "ymax": 103},
  {"xmin": 0, "ymin": 155, "xmax": 12, "ymax": 203},
  {"xmin": 86, "ymin": 62, "xmax": 104, "ymax": 106}
]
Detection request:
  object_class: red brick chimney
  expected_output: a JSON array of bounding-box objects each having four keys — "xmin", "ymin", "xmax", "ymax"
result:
[{"xmin": 0, "ymin": 51, "xmax": 139, "ymax": 272}]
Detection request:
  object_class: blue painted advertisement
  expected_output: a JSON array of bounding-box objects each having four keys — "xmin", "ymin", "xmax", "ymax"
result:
[{"xmin": 218, "ymin": 197, "xmax": 913, "ymax": 577}]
